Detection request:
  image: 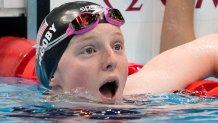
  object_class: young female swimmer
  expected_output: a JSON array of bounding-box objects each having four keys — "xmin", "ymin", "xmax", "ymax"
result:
[{"xmin": 35, "ymin": 1, "xmax": 218, "ymax": 102}]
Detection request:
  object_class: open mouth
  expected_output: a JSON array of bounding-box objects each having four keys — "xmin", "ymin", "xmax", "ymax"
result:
[{"xmin": 99, "ymin": 80, "xmax": 118, "ymax": 99}]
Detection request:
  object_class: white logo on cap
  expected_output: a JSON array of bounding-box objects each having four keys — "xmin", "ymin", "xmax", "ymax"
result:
[
  {"xmin": 36, "ymin": 23, "xmax": 56, "ymax": 66},
  {"xmin": 80, "ymin": 5, "xmax": 103, "ymax": 13}
]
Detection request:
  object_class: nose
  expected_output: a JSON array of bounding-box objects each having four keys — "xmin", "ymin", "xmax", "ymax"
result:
[{"xmin": 102, "ymin": 49, "xmax": 117, "ymax": 71}]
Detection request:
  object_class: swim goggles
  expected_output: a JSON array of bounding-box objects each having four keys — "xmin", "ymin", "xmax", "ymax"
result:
[{"xmin": 45, "ymin": 8, "xmax": 125, "ymax": 51}]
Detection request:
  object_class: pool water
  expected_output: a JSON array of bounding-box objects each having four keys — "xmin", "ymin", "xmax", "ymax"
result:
[{"xmin": 0, "ymin": 77, "xmax": 218, "ymax": 122}]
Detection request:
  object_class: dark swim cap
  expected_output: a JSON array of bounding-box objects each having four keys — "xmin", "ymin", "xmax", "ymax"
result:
[{"xmin": 35, "ymin": 1, "xmax": 105, "ymax": 88}]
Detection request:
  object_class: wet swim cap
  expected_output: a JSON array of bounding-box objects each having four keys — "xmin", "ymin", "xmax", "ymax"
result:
[{"xmin": 35, "ymin": 1, "xmax": 105, "ymax": 88}]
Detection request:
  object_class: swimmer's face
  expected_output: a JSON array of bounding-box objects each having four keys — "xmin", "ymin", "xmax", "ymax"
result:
[{"xmin": 51, "ymin": 24, "xmax": 128, "ymax": 103}]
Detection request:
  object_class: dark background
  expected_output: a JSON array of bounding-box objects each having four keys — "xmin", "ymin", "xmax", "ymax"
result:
[{"xmin": 0, "ymin": 0, "xmax": 50, "ymax": 38}]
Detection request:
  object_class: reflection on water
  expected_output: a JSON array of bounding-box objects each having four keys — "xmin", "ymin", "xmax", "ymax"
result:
[{"xmin": 0, "ymin": 77, "xmax": 218, "ymax": 122}]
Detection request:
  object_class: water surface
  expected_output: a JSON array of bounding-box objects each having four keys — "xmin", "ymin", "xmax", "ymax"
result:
[{"xmin": 0, "ymin": 77, "xmax": 218, "ymax": 122}]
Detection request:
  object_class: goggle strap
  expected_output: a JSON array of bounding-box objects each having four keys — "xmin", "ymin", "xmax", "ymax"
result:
[
  {"xmin": 45, "ymin": 24, "xmax": 75, "ymax": 51},
  {"xmin": 45, "ymin": 33, "xmax": 68, "ymax": 51},
  {"xmin": 66, "ymin": 24, "xmax": 75, "ymax": 35}
]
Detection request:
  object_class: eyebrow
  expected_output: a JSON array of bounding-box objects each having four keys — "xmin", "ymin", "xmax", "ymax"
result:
[
  {"xmin": 112, "ymin": 31, "xmax": 123, "ymax": 37},
  {"xmin": 77, "ymin": 35, "xmax": 98, "ymax": 43},
  {"xmin": 74, "ymin": 30, "xmax": 123, "ymax": 43}
]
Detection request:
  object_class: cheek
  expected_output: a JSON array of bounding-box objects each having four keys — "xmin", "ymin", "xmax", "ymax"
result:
[
  {"xmin": 118, "ymin": 56, "xmax": 128, "ymax": 83},
  {"xmin": 58, "ymin": 59, "xmax": 99, "ymax": 89},
  {"xmin": 65, "ymin": 67, "xmax": 91, "ymax": 86},
  {"xmin": 121, "ymin": 55, "xmax": 128, "ymax": 71}
]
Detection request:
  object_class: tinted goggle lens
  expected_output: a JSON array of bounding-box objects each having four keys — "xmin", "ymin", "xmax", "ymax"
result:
[
  {"xmin": 108, "ymin": 9, "xmax": 124, "ymax": 22},
  {"xmin": 71, "ymin": 13, "xmax": 98, "ymax": 31},
  {"xmin": 70, "ymin": 8, "xmax": 124, "ymax": 33}
]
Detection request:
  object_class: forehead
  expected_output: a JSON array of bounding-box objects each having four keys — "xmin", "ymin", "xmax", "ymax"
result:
[{"xmin": 70, "ymin": 23, "xmax": 123, "ymax": 44}]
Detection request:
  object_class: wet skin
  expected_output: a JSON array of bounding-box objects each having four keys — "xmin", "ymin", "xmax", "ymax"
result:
[{"xmin": 51, "ymin": 23, "xmax": 128, "ymax": 103}]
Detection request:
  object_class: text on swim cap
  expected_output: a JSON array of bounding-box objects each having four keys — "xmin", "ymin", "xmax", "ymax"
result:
[
  {"xmin": 44, "ymin": 24, "xmax": 56, "ymax": 41},
  {"xmin": 38, "ymin": 23, "xmax": 56, "ymax": 66},
  {"xmin": 80, "ymin": 5, "xmax": 102, "ymax": 13}
]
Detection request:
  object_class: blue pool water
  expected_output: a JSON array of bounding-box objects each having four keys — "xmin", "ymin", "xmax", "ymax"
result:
[{"xmin": 0, "ymin": 77, "xmax": 218, "ymax": 122}]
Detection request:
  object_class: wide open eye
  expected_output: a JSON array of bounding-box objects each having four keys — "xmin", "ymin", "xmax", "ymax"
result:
[
  {"xmin": 112, "ymin": 41, "xmax": 124, "ymax": 52},
  {"xmin": 113, "ymin": 43, "xmax": 122, "ymax": 51},
  {"xmin": 81, "ymin": 47, "xmax": 96, "ymax": 55}
]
